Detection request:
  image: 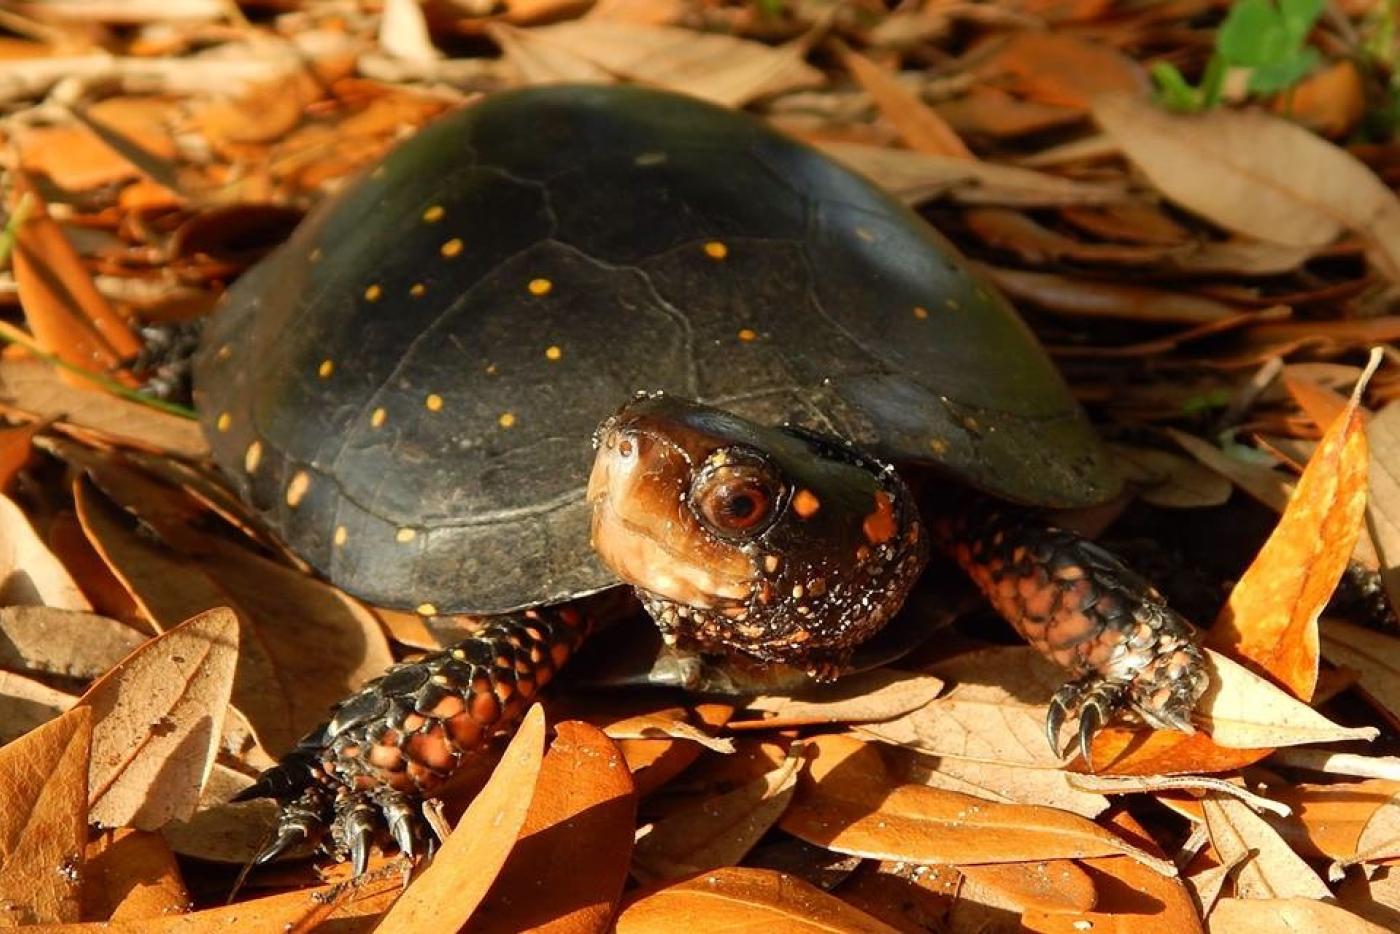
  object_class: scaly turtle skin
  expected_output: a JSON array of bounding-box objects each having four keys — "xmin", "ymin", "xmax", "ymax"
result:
[{"xmin": 198, "ymin": 85, "xmax": 1209, "ymax": 869}]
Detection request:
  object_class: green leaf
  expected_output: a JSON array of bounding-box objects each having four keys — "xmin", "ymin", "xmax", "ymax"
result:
[
  {"xmin": 1279, "ymin": 0, "xmax": 1324, "ymax": 42},
  {"xmin": 1150, "ymin": 61, "xmax": 1204, "ymax": 111},
  {"xmin": 1218, "ymin": 0, "xmax": 1288, "ymax": 65},
  {"xmin": 1249, "ymin": 48, "xmax": 1321, "ymax": 93}
]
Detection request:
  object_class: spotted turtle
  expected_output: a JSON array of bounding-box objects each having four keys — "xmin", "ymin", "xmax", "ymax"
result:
[{"xmin": 194, "ymin": 85, "xmax": 1208, "ymax": 870}]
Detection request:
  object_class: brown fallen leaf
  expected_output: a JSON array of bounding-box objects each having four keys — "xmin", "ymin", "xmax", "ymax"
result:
[
  {"xmin": 959, "ymin": 860, "xmax": 1096, "ymax": 914},
  {"xmin": 1321, "ymin": 620, "xmax": 1400, "ymax": 727},
  {"xmin": 602, "ymin": 705, "xmax": 736, "ymax": 754},
  {"xmin": 0, "ymin": 706, "xmax": 91, "ymax": 926},
  {"xmin": 780, "ymin": 734, "xmax": 1175, "ymax": 874},
  {"xmin": 633, "ymin": 742, "xmax": 802, "ymax": 883},
  {"xmin": 1363, "ymin": 401, "xmax": 1400, "ymax": 614},
  {"xmin": 1166, "ymin": 427, "xmax": 1293, "ymax": 514},
  {"xmin": 1260, "ymin": 780, "xmax": 1400, "ymax": 862},
  {"xmin": 1208, "ymin": 897, "xmax": 1389, "ymax": 933},
  {"xmin": 81, "ymin": 829, "xmax": 190, "ymax": 922},
  {"xmin": 1281, "ymin": 60, "xmax": 1367, "ymax": 137},
  {"xmin": 1208, "ymin": 369, "xmax": 1370, "ymax": 698},
  {"xmin": 831, "ymin": 860, "xmax": 958, "ymax": 932},
  {"xmin": 1108, "ymin": 443, "xmax": 1233, "ymax": 509},
  {"xmin": 1334, "ymin": 866, "xmax": 1400, "ymax": 929},
  {"xmin": 473, "ymin": 721, "xmax": 636, "ymax": 934},
  {"xmin": 975, "ymin": 31, "xmax": 1148, "ymax": 111},
  {"xmin": 80, "ymin": 607, "xmax": 239, "ymax": 830},
  {"xmin": 0, "ymin": 419, "xmax": 44, "ymax": 493},
  {"xmin": 0, "ymin": 493, "xmax": 92, "ymax": 610},
  {"xmin": 0, "ymin": 605, "xmax": 147, "ymax": 680},
  {"xmin": 1093, "ymin": 96, "xmax": 1400, "ymax": 283},
  {"xmin": 0, "ymin": 361, "xmax": 206, "ymax": 459},
  {"xmin": 983, "ymin": 266, "xmax": 1241, "ymax": 324},
  {"xmin": 1202, "ymin": 792, "xmax": 1331, "ymax": 899},
  {"xmin": 0, "ymin": 670, "xmax": 76, "ymax": 745},
  {"xmin": 964, "ymin": 208, "xmax": 1181, "ymax": 267},
  {"xmin": 739, "ymin": 668, "xmax": 943, "ymax": 729},
  {"xmin": 377, "ymin": 704, "xmax": 548, "ymax": 933},
  {"xmin": 838, "ymin": 45, "xmax": 973, "ymax": 158},
  {"xmin": 158, "ymin": 763, "xmax": 276, "ymax": 864},
  {"xmin": 616, "ymin": 866, "xmax": 898, "ymax": 933}
]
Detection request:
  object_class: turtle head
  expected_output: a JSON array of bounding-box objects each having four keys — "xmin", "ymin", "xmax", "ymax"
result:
[{"xmin": 587, "ymin": 394, "xmax": 928, "ymax": 674}]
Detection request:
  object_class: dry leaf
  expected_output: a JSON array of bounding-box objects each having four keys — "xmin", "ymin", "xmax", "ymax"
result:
[
  {"xmin": 1209, "ymin": 897, "xmax": 1389, "ymax": 934},
  {"xmin": 741, "ymin": 669, "xmax": 943, "ymax": 729},
  {"xmin": 377, "ymin": 704, "xmax": 548, "ymax": 933},
  {"xmin": 984, "ymin": 266, "xmax": 1240, "ymax": 324},
  {"xmin": 1093, "ymin": 96, "xmax": 1400, "ymax": 282},
  {"xmin": 617, "ymin": 866, "xmax": 898, "ymax": 933},
  {"xmin": 976, "ymin": 31, "xmax": 1147, "ymax": 110},
  {"xmin": 81, "ymin": 829, "xmax": 189, "ymax": 922},
  {"xmin": 1365, "ymin": 401, "xmax": 1400, "ymax": 613},
  {"xmin": 0, "ymin": 605, "xmax": 146, "ymax": 680},
  {"xmin": 1108, "ymin": 443, "xmax": 1233, "ymax": 508},
  {"xmin": 633, "ymin": 743, "xmax": 802, "ymax": 882},
  {"xmin": 1321, "ymin": 620, "xmax": 1400, "ymax": 725},
  {"xmin": 780, "ymin": 734, "xmax": 1175, "ymax": 875},
  {"xmin": 380, "ymin": 0, "xmax": 439, "ymax": 62},
  {"xmin": 0, "ymin": 707, "xmax": 90, "ymax": 926},
  {"xmin": 901, "ymin": 751, "xmax": 1109, "ymax": 818},
  {"xmin": 1208, "ymin": 380, "xmax": 1370, "ymax": 698},
  {"xmin": 1263, "ymin": 780, "xmax": 1400, "ymax": 861},
  {"xmin": 959, "ymin": 860, "xmax": 1095, "ymax": 914},
  {"xmin": 603, "ymin": 706, "xmax": 736, "ymax": 754},
  {"xmin": 1202, "ymin": 793, "xmax": 1331, "ymax": 900},
  {"xmin": 0, "ymin": 420, "xmax": 43, "ymax": 493},
  {"xmin": 158, "ymin": 763, "xmax": 276, "ymax": 864},
  {"xmin": 839, "ymin": 46, "xmax": 972, "ymax": 158},
  {"xmin": 1166, "ymin": 427, "xmax": 1293, "ymax": 513},
  {"xmin": 473, "ymin": 721, "xmax": 635, "ymax": 934},
  {"xmin": 0, "ymin": 361, "xmax": 206, "ymax": 458},
  {"xmin": 1024, "ymin": 852, "xmax": 1204, "ymax": 934},
  {"xmin": 0, "ymin": 493, "xmax": 92, "ymax": 610},
  {"xmin": 80, "ymin": 607, "xmax": 239, "ymax": 829}
]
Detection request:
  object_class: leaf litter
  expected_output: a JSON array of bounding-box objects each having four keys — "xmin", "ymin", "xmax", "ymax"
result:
[{"xmin": 0, "ymin": 0, "xmax": 1394, "ymax": 929}]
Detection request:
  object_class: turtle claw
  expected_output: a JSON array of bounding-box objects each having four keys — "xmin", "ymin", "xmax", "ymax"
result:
[
  {"xmin": 1045, "ymin": 692, "xmax": 1071, "ymax": 757},
  {"xmin": 1045, "ymin": 676, "xmax": 1125, "ymax": 769},
  {"xmin": 253, "ymin": 825, "xmax": 310, "ymax": 866},
  {"xmin": 1077, "ymin": 700, "xmax": 1104, "ymax": 769}
]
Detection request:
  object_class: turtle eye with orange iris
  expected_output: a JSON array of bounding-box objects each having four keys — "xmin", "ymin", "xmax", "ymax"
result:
[{"xmin": 691, "ymin": 456, "xmax": 784, "ymax": 538}]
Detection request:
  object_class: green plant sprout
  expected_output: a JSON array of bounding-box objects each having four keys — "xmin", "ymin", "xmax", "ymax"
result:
[{"xmin": 1152, "ymin": 0, "xmax": 1325, "ymax": 111}]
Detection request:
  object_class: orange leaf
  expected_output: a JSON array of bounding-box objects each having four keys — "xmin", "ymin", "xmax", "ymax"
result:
[
  {"xmin": 975, "ymin": 32, "xmax": 1148, "ymax": 110},
  {"xmin": 81, "ymin": 830, "xmax": 189, "ymax": 922},
  {"xmin": 0, "ymin": 707, "xmax": 92, "ymax": 926},
  {"xmin": 616, "ymin": 867, "xmax": 898, "ymax": 933},
  {"xmin": 0, "ymin": 419, "xmax": 44, "ymax": 494},
  {"xmin": 1208, "ymin": 375, "xmax": 1371, "ymax": 698},
  {"xmin": 376, "ymin": 703, "xmax": 548, "ymax": 933},
  {"xmin": 779, "ymin": 735, "xmax": 1174, "ymax": 874},
  {"xmin": 473, "ymin": 721, "xmax": 636, "ymax": 934},
  {"xmin": 839, "ymin": 46, "xmax": 973, "ymax": 159},
  {"xmin": 1208, "ymin": 897, "xmax": 1391, "ymax": 934}
]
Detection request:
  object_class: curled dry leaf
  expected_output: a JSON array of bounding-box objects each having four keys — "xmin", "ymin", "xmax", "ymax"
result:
[
  {"xmin": 0, "ymin": 605, "xmax": 146, "ymax": 680},
  {"xmin": 602, "ymin": 705, "xmax": 736, "ymax": 754},
  {"xmin": 473, "ymin": 721, "xmax": 636, "ymax": 934},
  {"xmin": 80, "ymin": 607, "xmax": 239, "ymax": 830},
  {"xmin": 1202, "ymin": 793, "xmax": 1331, "ymax": 900},
  {"xmin": 377, "ymin": 704, "xmax": 548, "ymax": 933},
  {"xmin": 632, "ymin": 742, "xmax": 802, "ymax": 883},
  {"xmin": 983, "ymin": 266, "xmax": 1241, "ymax": 324},
  {"xmin": 780, "ymin": 734, "xmax": 1175, "ymax": 875},
  {"xmin": 1024, "ymin": 854, "xmax": 1204, "ymax": 934},
  {"xmin": 900, "ymin": 750, "xmax": 1108, "ymax": 818},
  {"xmin": 616, "ymin": 866, "xmax": 898, "ymax": 934},
  {"xmin": 1364, "ymin": 401, "xmax": 1400, "ymax": 614},
  {"xmin": 0, "ymin": 669, "xmax": 76, "ymax": 745},
  {"xmin": 0, "ymin": 419, "xmax": 44, "ymax": 494},
  {"xmin": 740, "ymin": 668, "xmax": 943, "ymax": 729},
  {"xmin": 81, "ymin": 829, "xmax": 190, "ymax": 923},
  {"xmin": 159, "ymin": 763, "xmax": 277, "ymax": 863},
  {"xmin": 0, "ymin": 492, "xmax": 92, "ymax": 610},
  {"xmin": 1166, "ymin": 427, "xmax": 1293, "ymax": 514},
  {"xmin": 1208, "ymin": 377, "xmax": 1370, "ymax": 699},
  {"xmin": 1208, "ymin": 897, "xmax": 1390, "ymax": 934},
  {"xmin": 974, "ymin": 31, "xmax": 1147, "ymax": 111},
  {"xmin": 1259, "ymin": 780, "xmax": 1400, "ymax": 862},
  {"xmin": 1093, "ymin": 96, "xmax": 1400, "ymax": 283},
  {"xmin": 0, "ymin": 361, "xmax": 206, "ymax": 458},
  {"xmin": 1320, "ymin": 620, "xmax": 1400, "ymax": 727},
  {"xmin": 0, "ymin": 706, "xmax": 91, "ymax": 926},
  {"xmin": 958, "ymin": 860, "xmax": 1095, "ymax": 914},
  {"xmin": 838, "ymin": 45, "xmax": 973, "ymax": 158}
]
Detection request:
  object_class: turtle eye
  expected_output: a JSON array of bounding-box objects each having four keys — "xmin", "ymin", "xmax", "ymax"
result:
[{"xmin": 690, "ymin": 455, "xmax": 784, "ymax": 538}]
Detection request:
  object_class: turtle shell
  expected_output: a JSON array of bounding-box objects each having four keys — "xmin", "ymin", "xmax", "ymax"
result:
[{"xmin": 193, "ymin": 84, "xmax": 1119, "ymax": 616}]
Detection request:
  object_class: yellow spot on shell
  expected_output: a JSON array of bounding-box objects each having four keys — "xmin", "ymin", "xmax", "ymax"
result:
[
  {"xmin": 929, "ymin": 437, "xmax": 949, "ymax": 455},
  {"xmin": 410, "ymin": 283, "xmax": 426, "ymax": 297},
  {"xmin": 417, "ymin": 603, "xmax": 438, "ymax": 617},
  {"xmin": 364, "ymin": 284, "xmax": 382, "ymax": 302},
  {"xmin": 334, "ymin": 526, "xmax": 348, "ymax": 546},
  {"xmin": 215, "ymin": 412, "xmax": 232, "ymax": 432},
  {"xmin": 286, "ymin": 471, "xmax": 311, "ymax": 507},
  {"xmin": 792, "ymin": 489, "xmax": 821, "ymax": 519},
  {"xmin": 544, "ymin": 345, "xmax": 562, "ymax": 361},
  {"xmin": 946, "ymin": 297, "xmax": 960, "ymax": 310},
  {"xmin": 737, "ymin": 328, "xmax": 758, "ymax": 342},
  {"xmin": 318, "ymin": 359, "xmax": 334, "ymax": 378},
  {"xmin": 422, "ymin": 205, "xmax": 445, "ymax": 223},
  {"xmin": 703, "ymin": 241, "xmax": 728, "ymax": 260},
  {"xmin": 485, "ymin": 363, "xmax": 498, "ymax": 375},
  {"xmin": 244, "ymin": 441, "xmax": 262, "ymax": 474},
  {"xmin": 215, "ymin": 344, "xmax": 232, "ymax": 361},
  {"xmin": 855, "ymin": 226, "xmax": 875, "ymax": 242},
  {"xmin": 441, "ymin": 238, "xmax": 463, "ymax": 258},
  {"xmin": 528, "ymin": 278, "xmax": 553, "ymax": 296},
  {"xmin": 371, "ymin": 408, "xmax": 387, "ymax": 428},
  {"xmin": 498, "ymin": 412, "xmax": 517, "ymax": 429},
  {"xmin": 309, "ymin": 247, "xmax": 323, "ymax": 263},
  {"xmin": 425, "ymin": 393, "xmax": 444, "ymax": 412},
  {"xmin": 912, "ymin": 306, "xmax": 929, "ymax": 320},
  {"xmin": 396, "ymin": 528, "xmax": 417, "ymax": 543}
]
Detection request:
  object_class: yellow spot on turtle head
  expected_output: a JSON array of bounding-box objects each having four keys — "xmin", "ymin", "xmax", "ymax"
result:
[
  {"xmin": 912, "ymin": 306, "xmax": 929, "ymax": 320},
  {"xmin": 417, "ymin": 602, "xmax": 438, "ymax": 617},
  {"xmin": 528, "ymin": 278, "xmax": 553, "ymax": 296},
  {"xmin": 704, "ymin": 241, "xmax": 728, "ymax": 260},
  {"xmin": 737, "ymin": 328, "xmax": 758, "ymax": 342},
  {"xmin": 425, "ymin": 393, "xmax": 444, "ymax": 412},
  {"xmin": 929, "ymin": 437, "xmax": 949, "ymax": 455},
  {"xmin": 855, "ymin": 226, "xmax": 876, "ymax": 242},
  {"xmin": 485, "ymin": 363, "xmax": 498, "ymax": 375},
  {"xmin": 441, "ymin": 238, "xmax": 463, "ymax": 258},
  {"xmin": 544, "ymin": 345, "xmax": 563, "ymax": 361},
  {"xmin": 792, "ymin": 489, "xmax": 821, "ymax": 519},
  {"xmin": 422, "ymin": 205, "xmax": 445, "ymax": 223},
  {"xmin": 364, "ymin": 284, "xmax": 382, "ymax": 302},
  {"xmin": 244, "ymin": 441, "xmax": 262, "ymax": 474},
  {"xmin": 333, "ymin": 526, "xmax": 348, "ymax": 546},
  {"xmin": 396, "ymin": 528, "xmax": 416, "ymax": 543},
  {"xmin": 318, "ymin": 359, "xmax": 334, "ymax": 378},
  {"xmin": 215, "ymin": 344, "xmax": 233, "ymax": 361},
  {"xmin": 215, "ymin": 412, "xmax": 232, "ymax": 432},
  {"xmin": 309, "ymin": 247, "xmax": 323, "ymax": 263},
  {"xmin": 371, "ymin": 407, "xmax": 387, "ymax": 428},
  {"xmin": 498, "ymin": 412, "xmax": 517, "ymax": 429},
  {"xmin": 286, "ymin": 471, "xmax": 311, "ymax": 507},
  {"xmin": 410, "ymin": 283, "xmax": 426, "ymax": 298}
]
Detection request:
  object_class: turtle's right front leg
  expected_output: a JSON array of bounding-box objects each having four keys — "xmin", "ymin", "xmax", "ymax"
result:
[{"xmin": 237, "ymin": 604, "xmax": 591, "ymax": 874}]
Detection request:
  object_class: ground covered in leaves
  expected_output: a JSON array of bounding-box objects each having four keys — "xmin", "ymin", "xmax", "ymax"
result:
[{"xmin": 0, "ymin": 0, "xmax": 1399, "ymax": 931}]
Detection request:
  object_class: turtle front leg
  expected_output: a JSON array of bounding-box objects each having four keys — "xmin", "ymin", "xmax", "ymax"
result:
[
  {"xmin": 936, "ymin": 500, "xmax": 1209, "ymax": 764},
  {"xmin": 236, "ymin": 605, "xmax": 591, "ymax": 873}
]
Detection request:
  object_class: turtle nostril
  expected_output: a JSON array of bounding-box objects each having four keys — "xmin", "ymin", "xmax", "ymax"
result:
[{"xmin": 618, "ymin": 438, "xmax": 634, "ymax": 458}]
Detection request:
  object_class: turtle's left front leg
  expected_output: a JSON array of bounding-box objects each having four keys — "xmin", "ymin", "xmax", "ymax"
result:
[{"xmin": 936, "ymin": 500, "xmax": 1209, "ymax": 764}]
